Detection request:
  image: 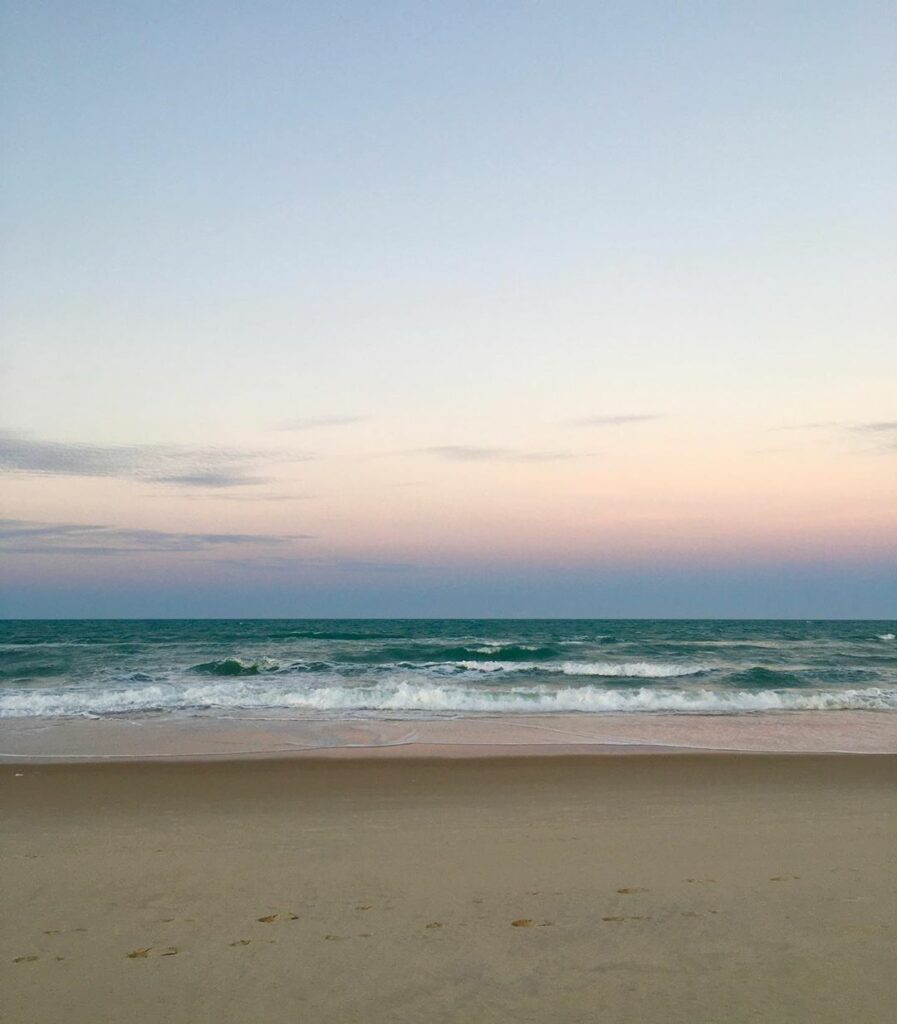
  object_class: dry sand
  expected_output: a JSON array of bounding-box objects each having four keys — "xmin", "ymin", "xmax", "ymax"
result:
[{"xmin": 2, "ymin": 754, "xmax": 896, "ymax": 1023}]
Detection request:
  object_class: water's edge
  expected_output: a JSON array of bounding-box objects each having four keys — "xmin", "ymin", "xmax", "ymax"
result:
[{"xmin": 3, "ymin": 710, "xmax": 897, "ymax": 761}]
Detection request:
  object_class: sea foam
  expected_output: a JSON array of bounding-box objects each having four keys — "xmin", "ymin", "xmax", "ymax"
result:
[
  {"xmin": 450, "ymin": 660, "xmax": 706, "ymax": 677},
  {"xmin": 2, "ymin": 679, "xmax": 897, "ymax": 718}
]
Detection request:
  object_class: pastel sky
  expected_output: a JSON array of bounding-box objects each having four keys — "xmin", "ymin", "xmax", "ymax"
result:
[{"xmin": 1, "ymin": 1, "xmax": 895, "ymax": 617}]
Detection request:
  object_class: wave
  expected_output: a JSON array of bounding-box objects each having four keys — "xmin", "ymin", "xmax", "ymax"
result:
[
  {"xmin": 727, "ymin": 667, "xmax": 805, "ymax": 688},
  {"xmin": 3, "ymin": 680, "xmax": 897, "ymax": 718},
  {"xmin": 0, "ymin": 664, "xmax": 68, "ymax": 681},
  {"xmin": 191, "ymin": 657, "xmax": 281, "ymax": 676},
  {"xmin": 0, "ymin": 642, "xmax": 107, "ymax": 650},
  {"xmin": 557, "ymin": 661, "xmax": 705, "ymax": 678},
  {"xmin": 362, "ymin": 644, "xmax": 561, "ymax": 664},
  {"xmin": 279, "ymin": 630, "xmax": 409, "ymax": 641},
  {"xmin": 878, "ymin": 634, "xmax": 895, "ymax": 641},
  {"xmin": 450, "ymin": 660, "xmax": 706, "ymax": 678}
]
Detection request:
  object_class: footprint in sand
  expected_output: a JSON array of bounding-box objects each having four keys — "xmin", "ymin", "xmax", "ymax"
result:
[
  {"xmin": 616, "ymin": 887, "xmax": 649, "ymax": 895},
  {"xmin": 127, "ymin": 947, "xmax": 179, "ymax": 959},
  {"xmin": 603, "ymin": 916, "xmax": 650, "ymax": 922},
  {"xmin": 323, "ymin": 935, "xmax": 347, "ymax": 941},
  {"xmin": 355, "ymin": 905, "xmax": 372, "ymax": 911},
  {"xmin": 257, "ymin": 913, "xmax": 298, "ymax": 923},
  {"xmin": 769, "ymin": 876, "xmax": 800, "ymax": 882},
  {"xmin": 425, "ymin": 922, "xmax": 444, "ymax": 929},
  {"xmin": 13, "ymin": 955, "xmax": 39, "ymax": 963},
  {"xmin": 229, "ymin": 940, "xmax": 251, "ymax": 947},
  {"xmin": 511, "ymin": 919, "xmax": 534, "ymax": 928}
]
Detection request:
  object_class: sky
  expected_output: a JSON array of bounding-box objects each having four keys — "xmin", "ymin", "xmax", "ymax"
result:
[{"xmin": 1, "ymin": 1, "xmax": 895, "ymax": 618}]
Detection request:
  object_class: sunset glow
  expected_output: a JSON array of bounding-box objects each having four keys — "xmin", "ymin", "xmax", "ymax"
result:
[{"xmin": 1, "ymin": 2, "xmax": 894, "ymax": 616}]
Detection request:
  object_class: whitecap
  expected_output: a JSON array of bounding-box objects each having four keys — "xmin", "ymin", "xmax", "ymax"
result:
[
  {"xmin": 446, "ymin": 659, "xmax": 707, "ymax": 678},
  {"xmin": 3, "ymin": 679, "xmax": 897, "ymax": 718},
  {"xmin": 555, "ymin": 661, "xmax": 706, "ymax": 678}
]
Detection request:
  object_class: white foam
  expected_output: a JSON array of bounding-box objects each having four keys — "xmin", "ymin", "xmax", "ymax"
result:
[
  {"xmin": 878, "ymin": 633, "xmax": 895, "ymax": 641},
  {"xmin": 2, "ymin": 679, "xmax": 897, "ymax": 718},
  {"xmin": 470, "ymin": 644, "xmax": 544, "ymax": 653},
  {"xmin": 450, "ymin": 660, "xmax": 706, "ymax": 677},
  {"xmin": 556, "ymin": 661, "xmax": 706, "ymax": 678}
]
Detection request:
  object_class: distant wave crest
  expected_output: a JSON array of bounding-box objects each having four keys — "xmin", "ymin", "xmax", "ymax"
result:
[
  {"xmin": 376, "ymin": 644, "xmax": 560, "ymax": 664},
  {"xmin": 451, "ymin": 660, "xmax": 706, "ymax": 678}
]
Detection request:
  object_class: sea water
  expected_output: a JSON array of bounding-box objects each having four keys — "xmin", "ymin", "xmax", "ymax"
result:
[{"xmin": 1, "ymin": 619, "xmax": 895, "ymax": 720}]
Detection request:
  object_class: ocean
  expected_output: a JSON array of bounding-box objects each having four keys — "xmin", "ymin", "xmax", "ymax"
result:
[{"xmin": 1, "ymin": 618, "xmax": 895, "ymax": 720}]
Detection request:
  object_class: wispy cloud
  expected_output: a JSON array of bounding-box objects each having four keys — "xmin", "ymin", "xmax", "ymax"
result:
[
  {"xmin": 773, "ymin": 420, "xmax": 897, "ymax": 451},
  {"xmin": 421, "ymin": 445, "xmax": 580, "ymax": 463},
  {"xmin": 850, "ymin": 421, "xmax": 897, "ymax": 434},
  {"xmin": 176, "ymin": 492, "xmax": 314, "ymax": 503},
  {"xmin": 0, "ymin": 518, "xmax": 312, "ymax": 556},
  {"xmin": 569, "ymin": 413, "xmax": 662, "ymax": 427},
  {"xmin": 0, "ymin": 430, "xmax": 310, "ymax": 488},
  {"xmin": 776, "ymin": 420, "xmax": 897, "ymax": 434},
  {"xmin": 213, "ymin": 555, "xmax": 420, "ymax": 574},
  {"xmin": 150, "ymin": 471, "xmax": 271, "ymax": 488},
  {"xmin": 851, "ymin": 421, "xmax": 897, "ymax": 451},
  {"xmin": 277, "ymin": 415, "xmax": 367, "ymax": 431}
]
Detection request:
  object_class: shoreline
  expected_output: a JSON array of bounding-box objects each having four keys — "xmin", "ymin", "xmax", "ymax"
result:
[{"xmin": 2, "ymin": 708, "xmax": 897, "ymax": 762}]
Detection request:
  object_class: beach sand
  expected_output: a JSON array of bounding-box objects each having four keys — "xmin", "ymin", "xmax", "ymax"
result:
[{"xmin": 3, "ymin": 754, "xmax": 896, "ymax": 1023}]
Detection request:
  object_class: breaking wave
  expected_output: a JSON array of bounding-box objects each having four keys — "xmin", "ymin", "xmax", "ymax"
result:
[
  {"xmin": 2, "ymin": 680, "xmax": 897, "ymax": 718},
  {"xmin": 191, "ymin": 657, "xmax": 281, "ymax": 676},
  {"xmin": 450, "ymin": 660, "xmax": 706, "ymax": 677},
  {"xmin": 361, "ymin": 644, "xmax": 561, "ymax": 664},
  {"xmin": 3, "ymin": 620, "xmax": 895, "ymax": 723}
]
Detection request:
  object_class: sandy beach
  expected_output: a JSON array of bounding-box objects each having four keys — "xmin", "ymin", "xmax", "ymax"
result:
[{"xmin": 3, "ymin": 752, "xmax": 896, "ymax": 1023}]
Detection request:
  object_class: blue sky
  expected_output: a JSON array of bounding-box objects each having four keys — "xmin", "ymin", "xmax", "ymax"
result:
[{"xmin": 1, "ymin": 1, "xmax": 895, "ymax": 616}]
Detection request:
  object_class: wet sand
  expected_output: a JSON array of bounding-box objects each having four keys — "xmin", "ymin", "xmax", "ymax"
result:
[
  {"xmin": 3, "ymin": 754, "xmax": 897, "ymax": 1023},
  {"xmin": 3, "ymin": 709, "xmax": 897, "ymax": 760}
]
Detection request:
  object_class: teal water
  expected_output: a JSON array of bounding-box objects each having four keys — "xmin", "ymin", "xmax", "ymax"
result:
[{"xmin": 0, "ymin": 619, "xmax": 895, "ymax": 718}]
